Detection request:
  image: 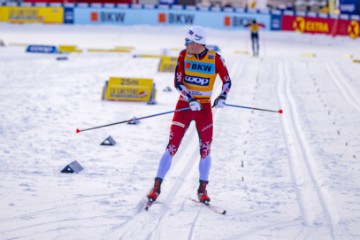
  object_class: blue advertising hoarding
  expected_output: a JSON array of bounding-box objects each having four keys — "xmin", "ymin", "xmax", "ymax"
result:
[
  {"xmin": 64, "ymin": 7, "xmax": 74, "ymax": 24},
  {"xmin": 270, "ymin": 14, "xmax": 281, "ymax": 30},
  {"xmin": 339, "ymin": 0, "xmax": 360, "ymax": 15},
  {"xmin": 72, "ymin": 7, "xmax": 272, "ymax": 30}
]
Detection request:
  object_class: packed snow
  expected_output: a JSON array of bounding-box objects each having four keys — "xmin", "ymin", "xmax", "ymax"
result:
[{"xmin": 0, "ymin": 23, "xmax": 359, "ymax": 240}]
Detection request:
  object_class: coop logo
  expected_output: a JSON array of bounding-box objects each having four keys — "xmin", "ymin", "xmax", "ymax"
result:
[
  {"xmin": 348, "ymin": 20, "xmax": 360, "ymax": 39},
  {"xmin": 340, "ymin": 4, "xmax": 356, "ymax": 13},
  {"xmin": 293, "ymin": 17, "xmax": 329, "ymax": 33},
  {"xmin": 158, "ymin": 13, "xmax": 195, "ymax": 24},
  {"xmin": 184, "ymin": 76, "xmax": 210, "ymax": 86},
  {"xmin": 223, "ymin": 16, "xmax": 252, "ymax": 27},
  {"xmin": 26, "ymin": 45, "xmax": 57, "ymax": 54},
  {"xmin": 90, "ymin": 11, "xmax": 125, "ymax": 23},
  {"xmin": 185, "ymin": 61, "xmax": 215, "ymax": 74}
]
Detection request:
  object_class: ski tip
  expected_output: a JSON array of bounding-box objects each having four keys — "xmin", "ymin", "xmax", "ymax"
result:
[
  {"xmin": 145, "ymin": 207, "xmax": 149, "ymax": 211},
  {"xmin": 222, "ymin": 210, "xmax": 227, "ymax": 215}
]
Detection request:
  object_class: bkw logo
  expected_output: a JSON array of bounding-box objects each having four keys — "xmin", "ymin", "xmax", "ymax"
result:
[
  {"xmin": 185, "ymin": 62, "xmax": 214, "ymax": 73},
  {"xmin": 91, "ymin": 12, "xmax": 125, "ymax": 22},
  {"xmin": 158, "ymin": 13, "xmax": 194, "ymax": 24},
  {"xmin": 224, "ymin": 16, "xmax": 252, "ymax": 27}
]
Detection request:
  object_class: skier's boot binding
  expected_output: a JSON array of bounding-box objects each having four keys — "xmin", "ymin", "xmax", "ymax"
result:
[
  {"xmin": 147, "ymin": 177, "xmax": 162, "ymax": 201},
  {"xmin": 197, "ymin": 180, "xmax": 211, "ymax": 203}
]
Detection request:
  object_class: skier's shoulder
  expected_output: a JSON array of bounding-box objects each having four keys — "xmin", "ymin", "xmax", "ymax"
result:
[
  {"xmin": 179, "ymin": 49, "xmax": 187, "ymax": 56},
  {"xmin": 176, "ymin": 49, "xmax": 187, "ymax": 62}
]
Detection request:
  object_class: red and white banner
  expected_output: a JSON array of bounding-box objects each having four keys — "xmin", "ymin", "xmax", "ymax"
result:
[{"xmin": 282, "ymin": 15, "xmax": 360, "ymax": 38}]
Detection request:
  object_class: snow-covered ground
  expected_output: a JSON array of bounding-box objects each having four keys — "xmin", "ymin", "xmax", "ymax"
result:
[{"xmin": 0, "ymin": 23, "xmax": 359, "ymax": 240}]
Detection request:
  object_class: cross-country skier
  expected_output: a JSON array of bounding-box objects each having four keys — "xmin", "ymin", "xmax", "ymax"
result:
[
  {"xmin": 147, "ymin": 26, "xmax": 232, "ymax": 204},
  {"xmin": 245, "ymin": 19, "xmax": 265, "ymax": 56}
]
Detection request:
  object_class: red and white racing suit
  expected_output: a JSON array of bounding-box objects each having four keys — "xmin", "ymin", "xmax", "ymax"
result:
[{"xmin": 156, "ymin": 48, "xmax": 231, "ymax": 181}]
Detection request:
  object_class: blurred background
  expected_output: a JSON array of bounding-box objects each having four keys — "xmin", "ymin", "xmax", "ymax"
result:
[{"xmin": 1, "ymin": 0, "xmax": 359, "ymax": 15}]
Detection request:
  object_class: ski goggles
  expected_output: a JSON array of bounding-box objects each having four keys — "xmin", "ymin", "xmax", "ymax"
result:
[{"xmin": 185, "ymin": 39, "xmax": 193, "ymax": 45}]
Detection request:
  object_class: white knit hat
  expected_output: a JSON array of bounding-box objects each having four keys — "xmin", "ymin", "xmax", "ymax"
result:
[{"xmin": 186, "ymin": 26, "xmax": 206, "ymax": 45}]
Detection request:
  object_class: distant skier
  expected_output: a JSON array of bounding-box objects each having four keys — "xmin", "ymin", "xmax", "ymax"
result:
[
  {"xmin": 245, "ymin": 19, "xmax": 265, "ymax": 56},
  {"xmin": 146, "ymin": 26, "xmax": 232, "ymax": 205}
]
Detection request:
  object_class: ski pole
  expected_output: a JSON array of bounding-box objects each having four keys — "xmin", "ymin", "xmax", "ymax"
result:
[
  {"xmin": 225, "ymin": 103, "xmax": 283, "ymax": 114},
  {"xmin": 76, "ymin": 107, "xmax": 191, "ymax": 133}
]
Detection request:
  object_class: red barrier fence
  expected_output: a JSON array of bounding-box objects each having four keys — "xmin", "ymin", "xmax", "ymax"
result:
[{"xmin": 282, "ymin": 15, "xmax": 360, "ymax": 38}]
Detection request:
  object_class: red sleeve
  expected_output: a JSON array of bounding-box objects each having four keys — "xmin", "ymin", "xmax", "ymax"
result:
[
  {"xmin": 215, "ymin": 53, "xmax": 232, "ymax": 97},
  {"xmin": 174, "ymin": 50, "xmax": 186, "ymax": 87},
  {"xmin": 215, "ymin": 53, "xmax": 231, "ymax": 83},
  {"xmin": 259, "ymin": 23, "xmax": 266, "ymax": 28}
]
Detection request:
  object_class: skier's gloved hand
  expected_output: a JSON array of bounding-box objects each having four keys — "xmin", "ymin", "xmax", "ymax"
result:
[
  {"xmin": 189, "ymin": 98, "xmax": 202, "ymax": 111},
  {"xmin": 212, "ymin": 95, "xmax": 226, "ymax": 108}
]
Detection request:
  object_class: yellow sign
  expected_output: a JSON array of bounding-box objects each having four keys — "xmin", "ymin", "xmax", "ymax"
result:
[
  {"xmin": 301, "ymin": 53, "xmax": 317, "ymax": 57},
  {"xmin": 158, "ymin": 56, "xmax": 178, "ymax": 72},
  {"xmin": 0, "ymin": 6, "xmax": 63, "ymax": 24},
  {"xmin": 88, "ymin": 48, "xmax": 130, "ymax": 53},
  {"xmin": 58, "ymin": 45, "xmax": 82, "ymax": 53},
  {"xmin": 104, "ymin": 77, "xmax": 155, "ymax": 102},
  {"xmin": 234, "ymin": 50, "xmax": 250, "ymax": 55}
]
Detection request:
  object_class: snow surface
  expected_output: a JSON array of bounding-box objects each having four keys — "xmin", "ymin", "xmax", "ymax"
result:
[{"xmin": 0, "ymin": 23, "xmax": 360, "ymax": 240}]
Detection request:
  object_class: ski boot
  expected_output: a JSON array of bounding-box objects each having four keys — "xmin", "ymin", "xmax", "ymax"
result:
[
  {"xmin": 147, "ymin": 177, "xmax": 163, "ymax": 202},
  {"xmin": 197, "ymin": 180, "xmax": 211, "ymax": 203}
]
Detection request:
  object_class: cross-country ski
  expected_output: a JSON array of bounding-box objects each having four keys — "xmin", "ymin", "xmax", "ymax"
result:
[{"xmin": 189, "ymin": 198, "xmax": 227, "ymax": 215}]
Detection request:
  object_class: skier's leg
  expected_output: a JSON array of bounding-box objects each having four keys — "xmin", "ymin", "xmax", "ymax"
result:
[
  {"xmin": 199, "ymin": 155, "xmax": 211, "ymax": 181},
  {"xmin": 194, "ymin": 103, "xmax": 213, "ymax": 181},
  {"xmin": 155, "ymin": 111, "xmax": 191, "ymax": 179},
  {"xmin": 255, "ymin": 36, "xmax": 259, "ymax": 55},
  {"xmin": 251, "ymin": 37, "xmax": 256, "ymax": 56},
  {"xmin": 148, "ymin": 101, "xmax": 192, "ymax": 201},
  {"xmin": 155, "ymin": 150, "xmax": 172, "ymax": 179},
  {"xmin": 195, "ymin": 103, "xmax": 213, "ymax": 202}
]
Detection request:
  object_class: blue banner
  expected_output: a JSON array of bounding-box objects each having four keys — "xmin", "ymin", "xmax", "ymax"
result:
[
  {"xmin": 339, "ymin": 0, "xmax": 360, "ymax": 15},
  {"xmin": 64, "ymin": 7, "xmax": 74, "ymax": 24},
  {"xmin": 73, "ymin": 7, "xmax": 271, "ymax": 30},
  {"xmin": 270, "ymin": 14, "xmax": 281, "ymax": 30},
  {"xmin": 26, "ymin": 45, "xmax": 58, "ymax": 54}
]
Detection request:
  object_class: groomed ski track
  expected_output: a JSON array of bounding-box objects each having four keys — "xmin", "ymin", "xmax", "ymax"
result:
[
  {"xmin": 278, "ymin": 61, "xmax": 335, "ymax": 239},
  {"xmin": 1, "ymin": 25, "xmax": 359, "ymax": 239},
  {"xmin": 105, "ymin": 54, "xmax": 359, "ymax": 239}
]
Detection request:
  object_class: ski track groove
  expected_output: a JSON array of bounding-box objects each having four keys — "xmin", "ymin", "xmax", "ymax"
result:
[
  {"xmin": 110, "ymin": 114, "xmax": 203, "ymax": 239},
  {"xmin": 0, "ymin": 194, "xmax": 115, "ymax": 233},
  {"xmin": 324, "ymin": 62, "xmax": 360, "ymax": 113},
  {"xmin": 187, "ymin": 207, "xmax": 202, "ymax": 240},
  {"xmin": 277, "ymin": 61, "xmax": 336, "ymax": 239}
]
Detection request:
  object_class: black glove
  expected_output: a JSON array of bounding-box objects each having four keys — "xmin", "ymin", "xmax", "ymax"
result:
[{"xmin": 212, "ymin": 95, "xmax": 226, "ymax": 108}]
